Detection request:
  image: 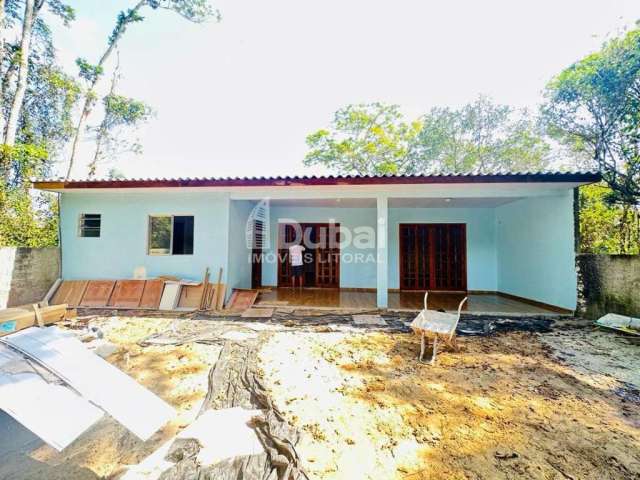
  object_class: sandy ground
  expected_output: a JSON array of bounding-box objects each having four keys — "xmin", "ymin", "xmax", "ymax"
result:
[
  {"xmin": 0, "ymin": 315, "xmax": 639, "ymax": 479},
  {"xmin": 260, "ymin": 327, "xmax": 640, "ymax": 479},
  {"xmin": 0, "ymin": 316, "xmax": 222, "ymax": 480}
]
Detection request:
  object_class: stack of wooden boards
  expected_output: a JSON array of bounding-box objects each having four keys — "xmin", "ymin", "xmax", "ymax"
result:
[
  {"xmin": 0, "ymin": 304, "xmax": 70, "ymax": 337},
  {"xmin": 50, "ymin": 273, "xmax": 226, "ymax": 312}
]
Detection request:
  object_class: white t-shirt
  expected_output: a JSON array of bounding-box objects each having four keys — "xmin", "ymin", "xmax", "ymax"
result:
[{"xmin": 289, "ymin": 245, "xmax": 306, "ymax": 266}]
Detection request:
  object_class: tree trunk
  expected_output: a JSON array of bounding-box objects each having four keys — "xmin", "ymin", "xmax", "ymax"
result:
[
  {"xmin": 65, "ymin": 0, "xmax": 146, "ymax": 180},
  {"xmin": 4, "ymin": 0, "xmax": 36, "ymax": 147},
  {"xmin": 0, "ymin": 0, "xmax": 7, "ymax": 139},
  {"xmin": 88, "ymin": 51, "xmax": 121, "ymax": 178},
  {"xmin": 619, "ymin": 204, "xmax": 629, "ymax": 254}
]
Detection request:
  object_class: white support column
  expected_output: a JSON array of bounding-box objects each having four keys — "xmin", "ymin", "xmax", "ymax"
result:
[{"xmin": 376, "ymin": 195, "xmax": 388, "ymax": 308}]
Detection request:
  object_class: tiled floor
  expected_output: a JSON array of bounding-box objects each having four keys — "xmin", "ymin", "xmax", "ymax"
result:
[{"xmin": 256, "ymin": 288, "xmax": 566, "ymax": 314}]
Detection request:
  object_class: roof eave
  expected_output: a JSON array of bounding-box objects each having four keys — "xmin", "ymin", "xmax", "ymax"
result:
[{"xmin": 33, "ymin": 172, "xmax": 602, "ymax": 191}]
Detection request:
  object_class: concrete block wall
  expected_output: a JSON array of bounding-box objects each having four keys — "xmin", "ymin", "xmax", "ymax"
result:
[
  {"xmin": 577, "ymin": 254, "xmax": 640, "ymax": 319},
  {"xmin": 0, "ymin": 247, "xmax": 60, "ymax": 308}
]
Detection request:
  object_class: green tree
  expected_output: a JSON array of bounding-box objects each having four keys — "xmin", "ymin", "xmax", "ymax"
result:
[
  {"xmin": 579, "ymin": 183, "xmax": 639, "ymax": 254},
  {"xmin": 304, "ymin": 97, "xmax": 551, "ymax": 175},
  {"xmin": 87, "ymin": 53, "xmax": 152, "ymax": 177},
  {"xmin": 65, "ymin": 0, "xmax": 220, "ymax": 178},
  {"xmin": 304, "ymin": 103, "xmax": 422, "ymax": 175},
  {"xmin": 416, "ymin": 97, "xmax": 551, "ymax": 174},
  {"xmin": 0, "ymin": 0, "xmax": 218, "ymax": 247},
  {"xmin": 543, "ymin": 28, "xmax": 640, "ymax": 206}
]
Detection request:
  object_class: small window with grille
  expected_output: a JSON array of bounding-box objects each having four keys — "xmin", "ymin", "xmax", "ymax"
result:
[{"xmin": 78, "ymin": 214, "xmax": 101, "ymax": 238}]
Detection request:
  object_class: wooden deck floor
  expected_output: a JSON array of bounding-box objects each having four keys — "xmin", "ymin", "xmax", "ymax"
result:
[{"xmin": 256, "ymin": 288, "xmax": 566, "ymax": 314}]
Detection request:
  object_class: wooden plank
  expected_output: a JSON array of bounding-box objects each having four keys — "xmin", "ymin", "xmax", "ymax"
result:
[
  {"xmin": 80, "ymin": 280, "xmax": 116, "ymax": 307},
  {"xmin": 226, "ymin": 289, "xmax": 259, "ymax": 312},
  {"xmin": 216, "ymin": 284, "xmax": 226, "ymax": 310},
  {"xmin": 199, "ymin": 268, "xmax": 210, "ymax": 310},
  {"xmin": 0, "ymin": 304, "xmax": 67, "ymax": 337},
  {"xmin": 41, "ymin": 278, "xmax": 62, "ymax": 307},
  {"xmin": 139, "ymin": 279, "xmax": 165, "ymax": 309},
  {"xmin": 177, "ymin": 284, "xmax": 205, "ymax": 309},
  {"xmin": 108, "ymin": 280, "xmax": 146, "ymax": 308},
  {"xmin": 211, "ymin": 268, "xmax": 223, "ymax": 310},
  {"xmin": 51, "ymin": 280, "xmax": 88, "ymax": 306},
  {"xmin": 32, "ymin": 304, "xmax": 44, "ymax": 327}
]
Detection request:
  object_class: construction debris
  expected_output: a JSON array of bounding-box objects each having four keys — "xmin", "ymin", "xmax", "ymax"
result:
[
  {"xmin": 49, "ymin": 273, "xmax": 226, "ymax": 312},
  {"xmin": 595, "ymin": 312, "xmax": 640, "ymax": 336},
  {"xmin": 241, "ymin": 307, "xmax": 274, "ymax": 319},
  {"xmin": 2, "ymin": 313, "xmax": 639, "ymax": 479},
  {"xmin": 226, "ymin": 289, "xmax": 259, "ymax": 312},
  {"xmin": 0, "ymin": 344, "xmax": 104, "ymax": 451},
  {"xmin": 1, "ymin": 326, "xmax": 176, "ymax": 441},
  {"xmin": 352, "ymin": 314, "xmax": 386, "ymax": 326},
  {"xmin": 0, "ymin": 303, "xmax": 69, "ymax": 337}
]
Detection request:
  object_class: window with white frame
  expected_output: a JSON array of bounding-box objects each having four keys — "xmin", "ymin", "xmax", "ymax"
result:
[
  {"xmin": 148, "ymin": 215, "xmax": 194, "ymax": 255},
  {"xmin": 78, "ymin": 214, "xmax": 101, "ymax": 237}
]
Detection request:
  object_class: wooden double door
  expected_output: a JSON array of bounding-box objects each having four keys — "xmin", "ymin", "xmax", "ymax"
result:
[
  {"xmin": 278, "ymin": 223, "xmax": 340, "ymax": 288},
  {"xmin": 399, "ymin": 223, "xmax": 467, "ymax": 291}
]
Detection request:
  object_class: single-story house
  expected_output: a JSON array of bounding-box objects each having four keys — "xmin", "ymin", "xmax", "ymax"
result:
[{"xmin": 34, "ymin": 171, "xmax": 600, "ymax": 313}]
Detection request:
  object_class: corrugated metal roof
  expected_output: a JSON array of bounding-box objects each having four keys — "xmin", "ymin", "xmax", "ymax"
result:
[{"xmin": 32, "ymin": 170, "xmax": 601, "ymax": 190}]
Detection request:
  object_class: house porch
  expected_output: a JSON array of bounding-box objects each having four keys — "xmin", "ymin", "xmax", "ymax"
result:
[{"xmin": 255, "ymin": 288, "xmax": 569, "ymax": 315}]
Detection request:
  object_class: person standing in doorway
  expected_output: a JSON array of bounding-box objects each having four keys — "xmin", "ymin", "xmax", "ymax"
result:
[{"xmin": 289, "ymin": 240, "xmax": 306, "ymax": 288}]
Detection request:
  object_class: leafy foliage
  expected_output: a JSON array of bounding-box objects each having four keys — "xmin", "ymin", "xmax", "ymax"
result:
[
  {"xmin": 0, "ymin": 144, "xmax": 58, "ymax": 247},
  {"xmin": 415, "ymin": 97, "xmax": 551, "ymax": 174},
  {"xmin": 305, "ymin": 103, "xmax": 421, "ymax": 175},
  {"xmin": 579, "ymin": 183, "xmax": 639, "ymax": 254},
  {"xmin": 75, "ymin": 57, "xmax": 103, "ymax": 83},
  {"xmin": 305, "ymin": 98, "xmax": 551, "ymax": 175},
  {"xmin": 147, "ymin": 0, "xmax": 221, "ymax": 23},
  {"xmin": 543, "ymin": 29, "xmax": 640, "ymax": 206},
  {"xmin": 88, "ymin": 92, "xmax": 153, "ymax": 176}
]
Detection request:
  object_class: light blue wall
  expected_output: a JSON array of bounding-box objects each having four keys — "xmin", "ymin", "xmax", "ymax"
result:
[
  {"xmin": 60, "ymin": 192, "xmax": 230, "ymax": 282},
  {"xmin": 496, "ymin": 193, "xmax": 577, "ymax": 310},
  {"xmin": 261, "ymin": 206, "xmax": 497, "ymax": 291},
  {"xmin": 262, "ymin": 206, "xmax": 378, "ymax": 288},
  {"xmin": 388, "ymin": 207, "xmax": 497, "ymax": 291},
  {"xmin": 227, "ymin": 200, "xmax": 255, "ymax": 292},
  {"xmin": 59, "ymin": 191, "xmax": 577, "ymax": 309}
]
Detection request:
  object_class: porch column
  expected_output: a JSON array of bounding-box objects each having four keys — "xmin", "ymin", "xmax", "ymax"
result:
[{"xmin": 376, "ymin": 195, "xmax": 388, "ymax": 308}]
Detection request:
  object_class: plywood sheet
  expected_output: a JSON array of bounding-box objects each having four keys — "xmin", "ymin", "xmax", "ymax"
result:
[
  {"xmin": 80, "ymin": 281, "xmax": 116, "ymax": 307},
  {"xmin": 139, "ymin": 279, "xmax": 165, "ymax": 309},
  {"xmin": 177, "ymin": 284, "xmax": 204, "ymax": 309},
  {"xmin": 4, "ymin": 327, "xmax": 175, "ymax": 440},
  {"xmin": 226, "ymin": 289, "xmax": 259, "ymax": 312},
  {"xmin": 51, "ymin": 280, "xmax": 88, "ymax": 306},
  {"xmin": 108, "ymin": 280, "xmax": 145, "ymax": 308}
]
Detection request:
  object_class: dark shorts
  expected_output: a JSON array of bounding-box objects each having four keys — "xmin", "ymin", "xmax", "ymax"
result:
[{"xmin": 292, "ymin": 265, "xmax": 304, "ymax": 276}]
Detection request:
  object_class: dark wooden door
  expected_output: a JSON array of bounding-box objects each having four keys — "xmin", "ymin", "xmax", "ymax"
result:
[
  {"xmin": 278, "ymin": 223, "xmax": 340, "ymax": 288},
  {"xmin": 315, "ymin": 224, "xmax": 340, "ymax": 288},
  {"xmin": 399, "ymin": 223, "xmax": 466, "ymax": 291}
]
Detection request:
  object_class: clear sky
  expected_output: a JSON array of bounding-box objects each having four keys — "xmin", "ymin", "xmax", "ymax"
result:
[{"xmin": 48, "ymin": 0, "xmax": 640, "ymax": 179}]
